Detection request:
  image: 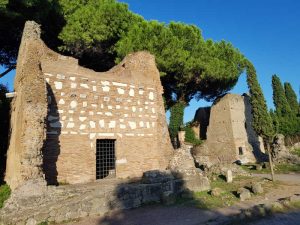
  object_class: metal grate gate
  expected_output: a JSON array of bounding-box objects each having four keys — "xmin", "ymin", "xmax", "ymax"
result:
[{"xmin": 96, "ymin": 139, "xmax": 116, "ymax": 179}]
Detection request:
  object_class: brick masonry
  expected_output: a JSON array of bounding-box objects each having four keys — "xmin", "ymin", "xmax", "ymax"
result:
[{"xmin": 5, "ymin": 21, "xmax": 173, "ymax": 189}]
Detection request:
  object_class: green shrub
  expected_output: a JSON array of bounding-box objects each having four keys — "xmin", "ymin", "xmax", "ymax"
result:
[
  {"xmin": 292, "ymin": 148, "xmax": 300, "ymax": 157},
  {"xmin": 184, "ymin": 123, "xmax": 202, "ymax": 146},
  {"xmin": 0, "ymin": 184, "xmax": 11, "ymax": 208}
]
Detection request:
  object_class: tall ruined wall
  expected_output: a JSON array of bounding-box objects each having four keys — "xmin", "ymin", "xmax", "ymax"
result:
[
  {"xmin": 193, "ymin": 94, "xmax": 264, "ymax": 167},
  {"xmin": 5, "ymin": 22, "xmax": 48, "ymax": 189},
  {"xmin": 6, "ymin": 21, "xmax": 173, "ymax": 188},
  {"xmin": 42, "ymin": 52, "xmax": 173, "ymax": 184}
]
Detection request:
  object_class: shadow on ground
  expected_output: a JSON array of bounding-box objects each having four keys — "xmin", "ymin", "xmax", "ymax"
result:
[{"xmin": 81, "ymin": 171, "xmax": 226, "ymax": 225}]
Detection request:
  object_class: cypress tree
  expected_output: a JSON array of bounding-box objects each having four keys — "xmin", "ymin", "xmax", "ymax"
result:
[
  {"xmin": 284, "ymin": 82, "xmax": 299, "ymax": 115},
  {"xmin": 246, "ymin": 61, "xmax": 275, "ymax": 181},
  {"xmin": 272, "ymin": 75, "xmax": 291, "ymax": 116},
  {"xmin": 246, "ymin": 62, "xmax": 274, "ymax": 139},
  {"xmin": 270, "ymin": 109, "xmax": 279, "ymax": 134}
]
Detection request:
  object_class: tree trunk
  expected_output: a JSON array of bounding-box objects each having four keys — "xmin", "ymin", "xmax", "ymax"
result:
[{"xmin": 266, "ymin": 142, "xmax": 275, "ymax": 181}]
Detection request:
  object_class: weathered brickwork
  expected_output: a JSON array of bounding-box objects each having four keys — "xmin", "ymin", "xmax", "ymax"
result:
[
  {"xmin": 192, "ymin": 94, "xmax": 265, "ymax": 167},
  {"xmin": 5, "ymin": 21, "xmax": 173, "ymax": 189},
  {"xmin": 43, "ymin": 66, "xmax": 171, "ymax": 184}
]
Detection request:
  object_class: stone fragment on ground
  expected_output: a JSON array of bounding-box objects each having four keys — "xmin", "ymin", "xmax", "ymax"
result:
[
  {"xmin": 255, "ymin": 164, "xmax": 263, "ymax": 171},
  {"xmin": 251, "ymin": 182, "xmax": 264, "ymax": 194},
  {"xmin": 226, "ymin": 169, "xmax": 233, "ymax": 183},
  {"xmin": 205, "ymin": 163, "xmax": 250, "ymax": 180},
  {"xmin": 210, "ymin": 187, "xmax": 223, "ymax": 197},
  {"xmin": 238, "ymin": 187, "xmax": 251, "ymax": 201}
]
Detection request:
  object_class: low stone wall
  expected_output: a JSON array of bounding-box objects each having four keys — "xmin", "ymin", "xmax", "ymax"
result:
[{"xmin": 0, "ymin": 172, "xmax": 184, "ymax": 225}]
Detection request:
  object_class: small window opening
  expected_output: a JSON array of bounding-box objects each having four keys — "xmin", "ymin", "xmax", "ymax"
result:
[
  {"xmin": 239, "ymin": 147, "xmax": 244, "ymax": 155},
  {"xmin": 96, "ymin": 139, "xmax": 116, "ymax": 179}
]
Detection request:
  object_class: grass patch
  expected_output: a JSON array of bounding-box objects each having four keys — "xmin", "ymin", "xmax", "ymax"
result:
[
  {"xmin": 177, "ymin": 177, "xmax": 245, "ymax": 209},
  {"xmin": 241, "ymin": 163, "xmax": 300, "ymax": 174},
  {"xmin": 0, "ymin": 184, "xmax": 11, "ymax": 208},
  {"xmin": 275, "ymin": 164, "xmax": 300, "ymax": 173},
  {"xmin": 289, "ymin": 200, "xmax": 300, "ymax": 209},
  {"xmin": 38, "ymin": 222, "xmax": 48, "ymax": 225},
  {"xmin": 292, "ymin": 148, "xmax": 300, "ymax": 157},
  {"xmin": 177, "ymin": 175, "xmax": 279, "ymax": 210}
]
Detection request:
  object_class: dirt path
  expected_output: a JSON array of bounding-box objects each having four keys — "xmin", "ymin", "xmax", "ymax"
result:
[
  {"xmin": 247, "ymin": 211, "xmax": 300, "ymax": 225},
  {"xmin": 252, "ymin": 173, "xmax": 300, "ymax": 185},
  {"xmin": 63, "ymin": 174, "xmax": 300, "ymax": 225}
]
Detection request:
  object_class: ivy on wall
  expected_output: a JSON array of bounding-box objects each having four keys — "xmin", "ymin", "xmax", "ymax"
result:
[
  {"xmin": 184, "ymin": 124, "xmax": 202, "ymax": 146},
  {"xmin": 169, "ymin": 102, "xmax": 185, "ymax": 139}
]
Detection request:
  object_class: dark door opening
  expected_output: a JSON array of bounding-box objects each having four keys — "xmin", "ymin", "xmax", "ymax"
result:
[{"xmin": 96, "ymin": 139, "xmax": 116, "ymax": 179}]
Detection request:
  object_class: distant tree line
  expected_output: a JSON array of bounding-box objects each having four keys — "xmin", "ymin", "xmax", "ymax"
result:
[{"xmin": 271, "ymin": 75, "xmax": 300, "ymax": 136}]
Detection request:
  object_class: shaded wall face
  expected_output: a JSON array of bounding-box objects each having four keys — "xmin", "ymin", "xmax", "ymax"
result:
[
  {"xmin": 43, "ymin": 69, "xmax": 168, "ymax": 184},
  {"xmin": 193, "ymin": 107, "xmax": 210, "ymax": 139}
]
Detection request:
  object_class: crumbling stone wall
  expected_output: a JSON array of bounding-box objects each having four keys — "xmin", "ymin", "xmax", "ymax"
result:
[
  {"xmin": 5, "ymin": 21, "xmax": 173, "ymax": 189},
  {"xmin": 192, "ymin": 94, "xmax": 265, "ymax": 167},
  {"xmin": 5, "ymin": 22, "xmax": 48, "ymax": 190}
]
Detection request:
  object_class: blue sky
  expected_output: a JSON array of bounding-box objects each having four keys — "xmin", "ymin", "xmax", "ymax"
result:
[{"xmin": 1, "ymin": 0, "xmax": 299, "ymax": 122}]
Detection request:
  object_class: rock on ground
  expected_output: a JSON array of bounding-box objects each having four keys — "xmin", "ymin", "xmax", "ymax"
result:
[
  {"xmin": 238, "ymin": 188, "xmax": 251, "ymax": 201},
  {"xmin": 251, "ymin": 183, "xmax": 264, "ymax": 194}
]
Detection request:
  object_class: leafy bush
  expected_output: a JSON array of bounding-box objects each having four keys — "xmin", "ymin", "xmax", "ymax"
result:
[
  {"xmin": 0, "ymin": 184, "xmax": 11, "ymax": 208},
  {"xmin": 169, "ymin": 102, "xmax": 185, "ymax": 139},
  {"xmin": 292, "ymin": 148, "xmax": 300, "ymax": 157},
  {"xmin": 184, "ymin": 123, "xmax": 202, "ymax": 146}
]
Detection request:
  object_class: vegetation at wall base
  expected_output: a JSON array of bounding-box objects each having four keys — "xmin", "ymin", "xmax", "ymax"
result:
[
  {"xmin": 292, "ymin": 148, "xmax": 300, "ymax": 157},
  {"xmin": 0, "ymin": 184, "xmax": 11, "ymax": 208},
  {"xmin": 184, "ymin": 122, "xmax": 202, "ymax": 146}
]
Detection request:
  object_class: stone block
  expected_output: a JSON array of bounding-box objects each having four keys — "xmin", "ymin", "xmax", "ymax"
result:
[
  {"xmin": 161, "ymin": 191, "xmax": 176, "ymax": 205},
  {"xmin": 142, "ymin": 170, "xmax": 174, "ymax": 184},
  {"xmin": 238, "ymin": 188, "xmax": 251, "ymax": 201},
  {"xmin": 226, "ymin": 169, "xmax": 233, "ymax": 183},
  {"xmin": 251, "ymin": 183, "xmax": 263, "ymax": 194},
  {"xmin": 211, "ymin": 187, "xmax": 223, "ymax": 197}
]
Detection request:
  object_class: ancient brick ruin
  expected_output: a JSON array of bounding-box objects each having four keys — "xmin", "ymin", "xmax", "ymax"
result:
[
  {"xmin": 5, "ymin": 21, "xmax": 173, "ymax": 189},
  {"xmin": 192, "ymin": 93, "xmax": 266, "ymax": 166}
]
